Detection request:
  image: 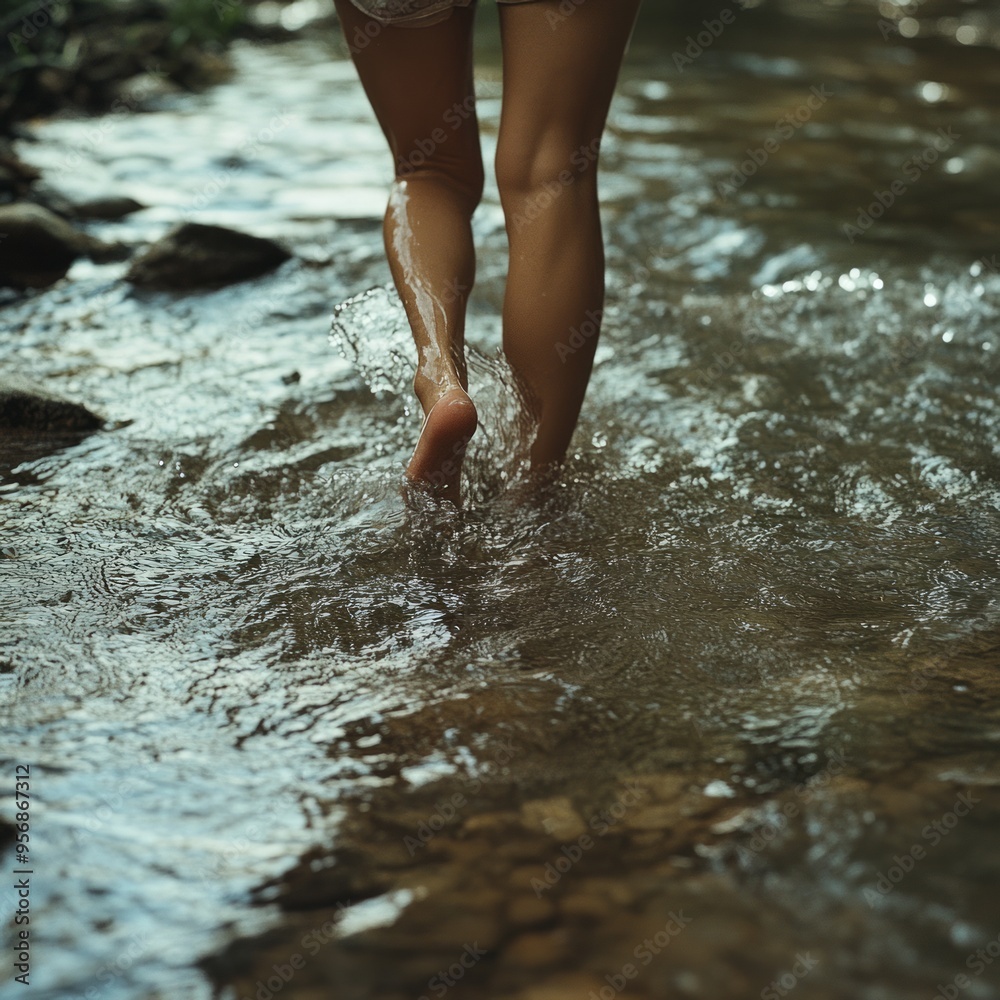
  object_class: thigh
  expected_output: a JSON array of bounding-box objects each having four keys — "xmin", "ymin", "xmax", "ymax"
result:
[
  {"xmin": 496, "ymin": 0, "xmax": 641, "ymax": 164},
  {"xmin": 333, "ymin": 0, "xmax": 483, "ymax": 181}
]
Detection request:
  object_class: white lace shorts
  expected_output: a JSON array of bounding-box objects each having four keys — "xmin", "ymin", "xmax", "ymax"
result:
[{"xmin": 348, "ymin": 0, "xmax": 539, "ymax": 27}]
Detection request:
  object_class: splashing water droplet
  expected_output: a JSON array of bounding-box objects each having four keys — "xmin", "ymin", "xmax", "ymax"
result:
[
  {"xmin": 330, "ymin": 286, "xmax": 413, "ymax": 397},
  {"xmin": 329, "ymin": 285, "xmax": 539, "ymax": 497}
]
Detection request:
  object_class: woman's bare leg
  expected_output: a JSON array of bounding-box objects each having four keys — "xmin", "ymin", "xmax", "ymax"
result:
[
  {"xmin": 496, "ymin": 0, "xmax": 641, "ymax": 469},
  {"xmin": 334, "ymin": 0, "xmax": 484, "ymax": 503}
]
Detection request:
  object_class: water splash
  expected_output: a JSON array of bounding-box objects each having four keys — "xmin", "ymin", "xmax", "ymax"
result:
[
  {"xmin": 330, "ymin": 284, "xmax": 537, "ymax": 499},
  {"xmin": 330, "ymin": 286, "xmax": 414, "ymax": 399}
]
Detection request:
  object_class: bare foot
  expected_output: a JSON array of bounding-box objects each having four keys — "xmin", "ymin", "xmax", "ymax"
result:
[{"xmin": 404, "ymin": 387, "xmax": 478, "ymax": 504}]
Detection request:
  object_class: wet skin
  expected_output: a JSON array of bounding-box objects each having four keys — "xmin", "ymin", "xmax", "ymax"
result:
[{"xmin": 334, "ymin": 0, "xmax": 643, "ymax": 501}]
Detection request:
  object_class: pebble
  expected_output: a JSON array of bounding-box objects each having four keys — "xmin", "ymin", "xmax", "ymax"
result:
[
  {"xmin": 506, "ymin": 895, "xmax": 556, "ymax": 928},
  {"xmin": 503, "ymin": 930, "xmax": 573, "ymax": 969},
  {"xmin": 625, "ymin": 804, "xmax": 682, "ymax": 831},
  {"xmin": 520, "ymin": 797, "xmax": 588, "ymax": 840},
  {"xmin": 463, "ymin": 811, "xmax": 521, "ymax": 836},
  {"xmin": 514, "ymin": 973, "xmax": 613, "ymax": 1000},
  {"xmin": 624, "ymin": 773, "xmax": 690, "ymax": 802}
]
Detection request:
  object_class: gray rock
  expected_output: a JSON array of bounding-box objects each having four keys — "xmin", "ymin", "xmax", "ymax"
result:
[
  {"xmin": 125, "ymin": 222, "xmax": 292, "ymax": 291},
  {"xmin": 0, "ymin": 203, "xmax": 125, "ymax": 288},
  {"xmin": 73, "ymin": 195, "xmax": 145, "ymax": 221},
  {"xmin": 0, "ymin": 139, "xmax": 40, "ymax": 201},
  {"xmin": 0, "ymin": 376, "xmax": 103, "ymax": 435}
]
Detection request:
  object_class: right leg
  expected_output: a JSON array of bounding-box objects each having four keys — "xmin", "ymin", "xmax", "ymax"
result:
[
  {"xmin": 333, "ymin": 0, "xmax": 485, "ymax": 503},
  {"xmin": 496, "ymin": 0, "xmax": 641, "ymax": 469}
]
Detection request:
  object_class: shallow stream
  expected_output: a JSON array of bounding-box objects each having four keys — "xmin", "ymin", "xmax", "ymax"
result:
[{"xmin": 2, "ymin": 2, "xmax": 1000, "ymax": 998}]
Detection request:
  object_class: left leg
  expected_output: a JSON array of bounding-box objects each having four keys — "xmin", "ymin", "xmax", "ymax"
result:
[
  {"xmin": 333, "ymin": 0, "xmax": 484, "ymax": 503},
  {"xmin": 495, "ymin": 0, "xmax": 641, "ymax": 469}
]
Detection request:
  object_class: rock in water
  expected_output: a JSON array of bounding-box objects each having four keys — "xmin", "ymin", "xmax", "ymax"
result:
[
  {"xmin": 126, "ymin": 223, "xmax": 292, "ymax": 290},
  {"xmin": 0, "ymin": 140, "xmax": 40, "ymax": 201},
  {"xmin": 0, "ymin": 376, "xmax": 103, "ymax": 435},
  {"xmin": 72, "ymin": 195, "xmax": 145, "ymax": 221},
  {"xmin": 0, "ymin": 203, "xmax": 121, "ymax": 288}
]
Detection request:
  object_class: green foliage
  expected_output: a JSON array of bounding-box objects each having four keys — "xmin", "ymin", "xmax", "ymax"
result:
[
  {"xmin": 1, "ymin": 0, "xmax": 247, "ymax": 131},
  {"xmin": 0, "ymin": 0, "xmax": 32, "ymax": 18},
  {"xmin": 1, "ymin": 0, "xmax": 245, "ymax": 60},
  {"xmin": 167, "ymin": 0, "xmax": 245, "ymax": 49}
]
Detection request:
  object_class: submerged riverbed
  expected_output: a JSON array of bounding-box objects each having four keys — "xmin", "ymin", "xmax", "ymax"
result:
[{"xmin": 2, "ymin": 2, "xmax": 1000, "ymax": 998}]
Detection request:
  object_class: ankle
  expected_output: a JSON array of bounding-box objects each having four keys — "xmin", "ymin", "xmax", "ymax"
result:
[{"xmin": 413, "ymin": 372, "xmax": 467, "ymax": 414}]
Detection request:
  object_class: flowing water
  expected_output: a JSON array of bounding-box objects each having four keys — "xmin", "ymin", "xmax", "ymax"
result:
[{"xmin": 2, "ymin": 2, "xmax": 1000, "ymax": 998}]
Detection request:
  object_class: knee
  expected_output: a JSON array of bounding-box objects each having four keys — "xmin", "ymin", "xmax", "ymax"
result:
[
  {"xmin": 495, "ymin": 133, "xmax": 601, "ymax": 205},
  {"xmin": 394, "ymin": 142, "xmax": 484, "ymax": 213}
]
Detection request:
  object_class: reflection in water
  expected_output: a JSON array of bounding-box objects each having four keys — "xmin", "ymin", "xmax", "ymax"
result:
[{"xmin": 2, "ymin": 2, "xmax": 1000, "ymax": 998}]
